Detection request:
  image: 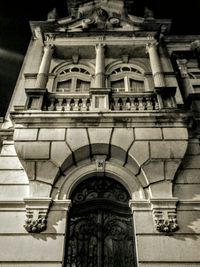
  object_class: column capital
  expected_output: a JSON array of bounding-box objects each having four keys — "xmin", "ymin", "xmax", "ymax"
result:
[
  {"xmin": 44, "ymin": 43, "xmax": 55, "ymax": 52},
  {"xmin": 146, "ymin": 41, "xmax": 158, "ymax": 53},
  {"xmin": 191, "ymin": 40, "xmax": 200, "ymax": 51},
  {"xmin": 95, "ymin": 43, "xmax": 106, "ymax": 50}
]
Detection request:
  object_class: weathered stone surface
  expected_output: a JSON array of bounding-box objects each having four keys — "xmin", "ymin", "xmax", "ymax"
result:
[
  {"xmin": 111, "ymin": 128, "xmax": 134, "ymax": 163},
  {"xmin": 149, "ymin": 180, "xmax": 173, "ymax": 198},
  {"xmin": 15, "ymin": 142, "xmax": 50, "ymax": 160},
  {"xmin": 142, "ymin": 161, "xmax": 164, "ymax": 184},
  {"xmin": 14, "ymin": 128, "xmax": 38, "ymax": 141},
  {"xmin": 88, "ymin": 128, "xmax": 112, "ymax": 155},
  {"xmin": 177, "ymin": 210, "xmax": 200, "ymax": 233},
  {"xmin": 36, "ymin": 161, "xmax": 59, "ymax": 185},
  {"xmin": 29, "ymin": 180, "xmax": 52, "ymax": 197},
  {"xmin": 0, "ymin": 156, "xmax": 23, "ymax": 170},
  {"xmin": 0, "ymin": 212, "xmax": 27, "ymax": 233},
  {"xmin": 162, "ymin": 128, "xmax": 188, "ymax": 140},
  {"xmin": 150, "ymin": 141, "xmax": 188, "ymax": 159},
  {"xmin": 45, "ymin": 210, "xmax": 67, "ymax": 234},
  {"xmin": 51, "ymin": 142, "xmax": 72, "ymax": 169},
  {"xmin": 111, "ymin": 128, "xmax": 134, "ymax": 150},
  {"xmin": 175, "ymin": 169, "xmax": 200, "ymax": 184},
  {"xmin": 0, "ymin": 170, "xmax": 28, "ymax": 184},
  {"xmin": 66, "ymin": 128, "xmax": 90, "ymax": 162},
  {"xmin": 182, "ymin": 155, "xmax": 200, "ymax": 169},
  {"xmin": 0, "ymin": 185, "xmax": 29, "ymax": 200},
  {"xmin": 135, "ymin": 128, "xmax": 162, "ymax": 140},
  {"xmin": 174, "ymin": 184, "xmax": 200, "ymax": 200},
  {"xmin": 186, "ymin": 139, "xmax": 200, "ymax": 155},
  {"xmin": 134, "ymin": 211, "xmax": 155, "ymax": 233},
  {"xmin": 129, "ymin": 141, "xmax": 149, "ymax": 166},
  {"xmin": 21, "ymin": 161, "xmax": 36, "ymax": 180},
  {"xmin": 137, "ymin": 235, "xmax": 200, "ymax": 262},
  {"xmin": 38, "ymin": 129, "xmax": 66, "ymax": 140},
  {"xmin": 135, "ymin": 171, "xmax": 149, "ymax": 187},
  {"xmin": 0, "ymin": 235, "xmax": 64, "ymax": 261},
  {"xmin": 164, "ymin": 160, "xmax": 181, "ymax": 180},
  {"xmin": 0, "ymin": 143, "xmax": 17, "ymax": 155}
]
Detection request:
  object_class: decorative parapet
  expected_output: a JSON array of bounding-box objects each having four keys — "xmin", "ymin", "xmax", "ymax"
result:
[
  {"xmin": 24, "ymin": 198, "xmax": 52, "ymax": 233},
  {"xmin": 41, "ymin": 91, "xmax": 159, "ymax": 112},
  {"xmin": 150, "ymin": 198, "xmax": 179, "ymax": 233}
]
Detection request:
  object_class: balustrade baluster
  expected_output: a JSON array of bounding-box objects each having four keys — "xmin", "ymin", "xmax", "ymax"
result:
[
  {"xmin": 138, "ymin": 97, "xmax": 145, "ymax": 110},
  {"xmin": 55, "ymin": 98, "xmax": 64, "ymax": 111},
  {"xmin": 48, "ymin": 98, "xmax": 55, "ymax": 111}
]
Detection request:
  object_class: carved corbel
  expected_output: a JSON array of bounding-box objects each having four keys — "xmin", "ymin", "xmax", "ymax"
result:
[
  {"xmin": 24, "ymin": 198, "xmax": 52, "ymax": 233},
  {"xmin": 150, "ymin": 198, "xmax": 179, "ymax": 233}
]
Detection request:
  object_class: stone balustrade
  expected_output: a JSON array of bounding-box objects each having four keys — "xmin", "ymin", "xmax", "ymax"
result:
[
  {"xmin": 110, "ymin": 92, "xmax": 159, "ymax": 111},
  {"xmin": 44, "ymin": 93, "xmax": 91, "ymax": 111},
  {"xmin": 42, "ymin": 92, "xmax": 159, "ymax": 111}
]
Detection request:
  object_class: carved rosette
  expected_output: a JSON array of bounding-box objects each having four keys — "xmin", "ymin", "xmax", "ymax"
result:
[
  {"xmin": 24, "ymin": 198, "xmax": 52, "ymax": 233},
  {"xmin": 150, "ymin": 198, "xmax": 179, "ymax": 234}
]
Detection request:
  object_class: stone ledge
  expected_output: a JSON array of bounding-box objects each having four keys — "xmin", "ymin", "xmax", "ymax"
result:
[{"xmin": 10, "ymin": 110, "xmax": 192, "ymax": 128}]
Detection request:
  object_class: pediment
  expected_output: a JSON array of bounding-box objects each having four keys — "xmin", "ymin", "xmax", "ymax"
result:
[{"xmin": 56, "ymin": 7, "xmax": 144, "ymax": 32}]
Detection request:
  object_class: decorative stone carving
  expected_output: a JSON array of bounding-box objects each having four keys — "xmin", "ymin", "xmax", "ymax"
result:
[
  {"xmin": 150, "ymin": 198, "xmax": 179, "ymax": 233},
  {"xmin": 24, "ymin": 216, "xmax": 47, "ymax": 233},
  {"xmin": 24, "ymin": 198, "xmax": 52, "ymax": 233},
  {"xmin": 94, "ymin": 155, "xmax": 107, "ymax": 172}
]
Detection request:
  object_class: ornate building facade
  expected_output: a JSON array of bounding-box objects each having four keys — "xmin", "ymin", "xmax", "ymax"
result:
[{"xmin": 0, "ymin": 0, "xmax": 200, "ymax": 266}]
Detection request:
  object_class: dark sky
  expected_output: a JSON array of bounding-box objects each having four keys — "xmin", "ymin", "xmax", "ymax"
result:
[{"xmin": 0, "ymin": 0, "xmax": 200, "ymax": 116}]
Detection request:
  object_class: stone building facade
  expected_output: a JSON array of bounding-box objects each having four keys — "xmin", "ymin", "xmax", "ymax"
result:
[{"xmin": 0, "ymin": 0, "xmax": 200, "ymax": 266}]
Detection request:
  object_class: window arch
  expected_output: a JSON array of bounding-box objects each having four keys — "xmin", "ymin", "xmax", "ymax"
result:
[
  {"xmin": 64, "ymin": 176, "xmax": 137, "ymax": 267},
  {"xmin": 107, "ymin": 63, "xmax": 145, "ymax": 92},
  {"xmin": 54, "ymin": 64, "xmax": 94, "ymax": 92}
]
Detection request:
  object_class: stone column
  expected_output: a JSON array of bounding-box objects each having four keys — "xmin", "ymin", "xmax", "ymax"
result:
[
  {"xmin": 191, "ymin": 40, "xmax": 200, "ymax": 68},
  {"xmin": 35, "ymin": 44, "xmax": 54, "ymax": 89},
  {"xmin": 94, "ymin": 43, "xmax": 105, "ymax": 88},
  {"xmin": 146, "ymin": 41, "xmax": 166, "ymax": 88},
  {"xmin": 177, "ymin": 59, "xmax": 193, "ymax": 97}
]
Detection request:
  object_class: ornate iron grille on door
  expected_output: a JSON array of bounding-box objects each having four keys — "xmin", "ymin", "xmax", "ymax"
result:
[{"xmin": 65, "ymin": 177, "xmax": 137, "ymax": 267}]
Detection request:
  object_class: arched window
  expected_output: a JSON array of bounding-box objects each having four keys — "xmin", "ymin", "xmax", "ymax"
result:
[
  {"xmin": 54, "ymin": 64, "xmax": 93, "ymax": 92},
  {"xmin": 64, "ymin": 176, "xmax": 137, "ymax": 267},
  {"xmin": 107, "ymin": 64, "xmax": 145, "ymax": 92}
]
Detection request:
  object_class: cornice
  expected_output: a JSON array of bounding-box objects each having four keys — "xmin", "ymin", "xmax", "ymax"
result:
[{"xmin": 10, "ymin": 110, "xmax": 192, "ymax": 128}]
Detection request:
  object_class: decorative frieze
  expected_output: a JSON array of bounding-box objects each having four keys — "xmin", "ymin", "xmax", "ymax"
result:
[
  {"xmin": 24, "ymin": 198, "xmax": 52, "ymax": 233},
  {"xmin": 150, "ymin": 198, "xmax": 179, "ymax": 233}
]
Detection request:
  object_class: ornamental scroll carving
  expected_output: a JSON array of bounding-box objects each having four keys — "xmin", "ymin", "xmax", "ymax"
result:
[
  {"xmin": 24, "ymin": 198, "xmax": 52, "ymax": 233},
  {"xmin": 150, "ymin": 198, "xmax": 179, "ymax": 234}
]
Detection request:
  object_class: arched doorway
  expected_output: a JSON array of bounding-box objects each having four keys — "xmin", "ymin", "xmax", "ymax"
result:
[{"xmin": 64, "ymin": 176, "xmax": 137, "ymax": 267}]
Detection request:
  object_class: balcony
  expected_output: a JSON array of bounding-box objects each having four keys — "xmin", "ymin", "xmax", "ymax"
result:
[{"xmin": 41, "ymin": 91, "xmax": 159, "ymax": 112}]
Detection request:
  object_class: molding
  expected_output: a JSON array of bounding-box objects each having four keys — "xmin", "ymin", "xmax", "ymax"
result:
[
  {"xmin": 0, "ymin": 201, "xmax": 25, "ymax": 211},
  {"xmin": 129, "ymin": 200, "xmax": 151, "ymax": 211},
  {"xmin": 10, "ymin": 110, "xmax": 192, "ymax": 128},
  {"xmin": 178, "ymin": 200, "xmax": 200, "ymax": 211}
]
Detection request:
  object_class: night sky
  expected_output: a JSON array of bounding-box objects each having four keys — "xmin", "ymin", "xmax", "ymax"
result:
[{"xmin": 0, "ymin": 0, "xmax": 200, "ymax": 116}]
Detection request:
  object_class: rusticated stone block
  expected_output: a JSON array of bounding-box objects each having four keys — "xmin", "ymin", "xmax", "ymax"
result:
[
  {"xmin": 0, "ymin": 156, "xmax": 23, "ymax": 170},
  {"xmin": 175, "ymin": 169, "xmax": 200, "ymax": 184},
  {"xmin": 29, "ymin": 180, "xmax": 52, "ymax": 197},
  {"xmin": 162, "ymin": 128, "xmax": 188, "ymax": 140},
  {"xmin": 150, "ymin": 141, "xmax": 188, "ymax": 159},
  {"xmin": 129, "ymin": 141, "xmax": 149, "ymax": 166},
  {"xmin": 111, "ymin": 128, "xmax": 134, "ymax": 163},
  {"xmin": 164, "ymin": 160, "xmax": 181, "ymax": 180},
  {"xmin": 88, "ymin": 128, "xmax": 112, "ymax": 155},
  {"xmin": 51, "ymin": 142, "xmax": 73, "ymax": 170},
  {"xmin": 182, "ymin": 155, "xmax": 200, "ymax": 169},
  {"xmin": 66, "ymin": 128, "xmax": 90, "ymax": 162},
  {"xmin": 36, "ymin": 161, "xmax": 59, "ymax": 185},
  {"xmin": 135, "ymin": 128, "xmax": 162, "ymax": 140},
  {"xmin": 38, "ymin": 128, "xmax": 66, "ymax": 141},
  {"xmin": 142, "ymin": 160, "xmax": 164, "ymax": 184},
  {"xmin": 149, "ymin": 180, "xmax": 173, "ymax": 198},
  {"xmin": 15, "ymin": 142, "xmax": 50, "ymax": 160},
  {"xmin": 14, "ymin": 128, "xmax": 38, "ymax": 141}
]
